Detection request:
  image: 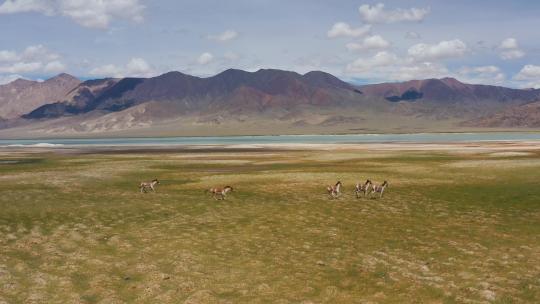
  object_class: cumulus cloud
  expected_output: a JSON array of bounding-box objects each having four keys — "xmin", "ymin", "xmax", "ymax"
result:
[
  {"xmin": 457, "ymin": 65, "xmax": 505, "ymax": 85},
  {"xmin": 515, "ymin": 64, "xmax": 540, "ymax": 79},
  {"xmin": 208, "ymin": 30, "xmax": 239, "ymax": 42},
  {"xmin": 390, "ymin": 62, "xmax": 448, "ymax": 81},
  {"xmin": 0, "ymin": 0, "xmax": 145, "ymax": 29},
  {"xmin": 346, "ymin": 35, "xmax": 390, "ymax": 51},
  {"xmin": 358, "ymin": 3, "xmax": 429, "ymax": 24},
  {"xmin": 0, "ymin": 45, "xmax": 60, "ymax": 63},
  {"xmin": 197, "ymin": 52, "xmax": 214, "ymax": 65},
  {"xmin": 89, "ymin": 57, "xmax": 156, "ymax": 78},
  {"xmin": 327, "ymin": 22, "xmax": 371, "ymax": 38},
  {"xmin": 0, "ymin": 0, "xmax": 53, "ymax": 14},
  {"xmin": 0, "ymin": 44, "xmax": 65, "ymax": 76},
  {"xmin": 408, "ymin": 39, "xmax": 467, "ymax": 61},
  {"xmin": 345, "ymin": 51, "xmax": 451, "ymax": 81},
  {"xmin": 21, "ymin": 44, "xmax": 60, "ymax": 61},
  {"xmin": 500, "ymin": 38, "xmax": 518, "ymax": 50},
  {"xmin": 498, "ymin": 38, "xmax": 525, "ymax": 60},
  {"xmin": 0, "ymin": 50, "xmax": 18, "ymax": 62},
  {"xmin": 514, "ymin": 64, "xmax": 540, "ymax": 88},
  {"xmin": 43, "ymin": 60, "xmax": 66, "ymax": 73},
  {"xmin": 346, "ymin": 51, "xmax": 399, "ymax": 73},
  {"xmin": 346, "ymin": 56, "xmax": 507, "ymax": 84},
  {"xmin": 0, "ymin": 62, "xmax": 42, "ymax": 74}
]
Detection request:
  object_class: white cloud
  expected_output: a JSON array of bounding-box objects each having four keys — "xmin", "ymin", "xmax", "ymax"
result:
[
  {"xmin": 515, "ymin": 64, "xmax": 540, "ymax": 79},
  {"xmin": 125, "ymin": 57, "xmax": 152, "ymax": 76},
  {"xmin": 358, "ymin": 3, "xmax": 429, "ymax": 24},
  {"xmin": 0, "ymin": 50, "xmax": 18, "ymax": 62},
  {"xmin": 390, "ymin": 62, "xmax": 449, "ymax": 81},
  {"xmin": 0, "ymin": 44, "xmax": 65, "ymax": 76},
  {"xmin": 0, "ymin": 62, "xmax": 43, "ymax": 74},
  {"xmin": 89, "ymin": 57, "xmax": 156, "ymax": 78},
  {"xmin": 21, "ymin": 44, "xmax": 60, "ymax": 61},
  {"xmin": 89, "ymin": 64, "xmax": 120, "ymax": 77},
  {"xmin": 327, "ymin": 22, "xmax": 371, "ymax": 38},
  {"xmin": 500, "ymin": 38, "xmax": 518, "ymax": 50},
  {"xmin": 466, "ymin": 65, "xmax": 500, "ymax": 74},
  {"xmin": 44, "ymin": 60, "xmax": 66, "ymax": 73},
  {"xmin": 346, "ymin": 51, "xmax": 399, "ymax": 73},
  {"xmin": 345, "ymin": 51, "xmax": 452, "ymax": 81},
  {"xmin": 500, "ymin": 49, "xmax": 525, "ymax": 60},
  {"xmin": 457, "ymin": 65, "xmax": 505, "ymax": 85},
  {"xmin": 408, "ymin": 39, "xmax": 467, "ymax": 61},
  {"xmin": 0, "ymin": 74, "xmax": 25, "ymax": 85},
  {"xmin": 346, "ymin": 35, "xmax": 390, "ymax": 51},
  {"xmin": 0, "ymin": 0, "xmax": 53, "ymax": 14},
  {"xmin": 197, "ymin": 52, "xmax": 214, "ymax": 65},
  {"xmin": 209, "ymin": 30, "xmax": 239, "ymax": 42},
  {"xmin": 0, "ymin": 45, "xmax": 60, "ymax": 63},
  {"xmin": 498, "ymin": 38, "xmax": 525, "ymax": 60},
  {"xmin": 514, "ymin": 64, "xmax": 540, "ymax": 88},
  {"xmin": 0, "ymin": 0, "xmax": 145, "ymax": 29}
]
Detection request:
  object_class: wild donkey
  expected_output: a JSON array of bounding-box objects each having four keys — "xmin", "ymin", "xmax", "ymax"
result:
[
  {"xmin": 369, "ymin": 181, "xmax": 389, "ymax": 198},
  {"xmin": 208, "ymin": 186, "xmax": 234, "ymax": 200},
  {"xmin": 140, "ymin": 179, "xmax": 160, "ymax": 193},
  {"xmin": 327, "ymin": 181, "xmax": 342, "ymax": 198},
  {"xmin": 355, "ymin": 179, "xmax": 372, "ymax": 198}
]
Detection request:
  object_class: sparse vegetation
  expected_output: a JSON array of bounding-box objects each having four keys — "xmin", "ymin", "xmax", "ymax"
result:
[{"xmin": 0, "ymin": 145, "xmax": 539, "ymax": 303}]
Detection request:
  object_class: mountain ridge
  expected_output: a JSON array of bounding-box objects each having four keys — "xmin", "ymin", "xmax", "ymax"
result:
[
  {"xmin": 0, "ymin": 69, "xmax": 539, "ymax": 136},
  {"xmin": 0, "ymin": 73, "xmax": 81, "ymax": 120},
  {"xmin": 359, "ymin": 77, "xmax": 540, "ymax": 103}
]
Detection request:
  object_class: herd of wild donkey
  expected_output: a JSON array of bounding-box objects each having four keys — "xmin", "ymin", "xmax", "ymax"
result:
[{"xmin": 139, "ymin": 178, "xmax": 389, "ymax": 200}]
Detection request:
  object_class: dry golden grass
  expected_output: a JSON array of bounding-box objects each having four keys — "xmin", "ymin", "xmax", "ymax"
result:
[{"xmin": 0, "ymin": 146, "xmax": 539, "ymax": 303}]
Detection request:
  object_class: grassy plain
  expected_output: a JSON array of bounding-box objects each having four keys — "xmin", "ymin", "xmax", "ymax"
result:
[{"xmin": 0, "ymin": 143, "xmax": 539, "ymax": 303}]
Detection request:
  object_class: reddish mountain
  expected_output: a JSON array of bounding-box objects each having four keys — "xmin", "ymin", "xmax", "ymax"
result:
[
  {"xmin": 25, "ymin": 69, "xmax": 361, "ymax": 119},
  {"xmin": 0, "ymin": 73, "xmax": 80, "ymax": 119},
  {"xmin": 359, "ymin": 77, "xmax": 540, "ymax": 103},
  {"xmin": 466, "ymin": 101, "xmax": 540, "ymax": 128}
]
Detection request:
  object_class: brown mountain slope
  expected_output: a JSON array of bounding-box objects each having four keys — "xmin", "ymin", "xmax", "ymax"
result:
[
  {"xmin": 0, "ymin": 73, "xmax": 80, "ymax": 119},
  {"xmin": 465, "ymin": 101, "xmax": 540, "ymax": 128},
  {"xmin": 24, "ymin": 69, "xmax": 364, "ymax": 119},
  {"xmin": 359, "ymin": 77, "xmax": 540, "ymax": 103}
]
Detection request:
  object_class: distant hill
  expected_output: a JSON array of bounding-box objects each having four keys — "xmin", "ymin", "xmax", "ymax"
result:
[
  {"xmin": 465, "ymin": 101, "xmax": 540, "ymax": 128},
  {"xmin": 359, "ymin": 77, "xmax": 540, "ymax": 103},
  {"xmin": 0, "ymin": 69, "xmax": 539, "ymax": 137},
  {"xmin": 0, "ymin": 73, "xmax": 80, "ymax": 119}
]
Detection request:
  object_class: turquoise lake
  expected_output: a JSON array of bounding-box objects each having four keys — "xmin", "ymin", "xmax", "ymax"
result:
[{"xmin": 2, "ymin": 132, "xmax": 540, "ymax": 147}]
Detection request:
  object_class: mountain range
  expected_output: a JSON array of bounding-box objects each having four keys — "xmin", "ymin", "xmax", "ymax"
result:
[{"xmin": 0, "ymin": 69, "xmax": 539, "ymax": 137}]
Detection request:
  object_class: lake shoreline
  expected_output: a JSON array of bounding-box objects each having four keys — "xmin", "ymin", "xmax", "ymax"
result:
[
  {"xmin": 3, "ymin": 132, "xmax": 540, "ymax": 148},
  {"xmin": 1, "ymin": 129, "xmax": 540, "ymax": 141},
  {"xmin": 3, "ymin": 141, "xmax": 540, "ymax": 154}
]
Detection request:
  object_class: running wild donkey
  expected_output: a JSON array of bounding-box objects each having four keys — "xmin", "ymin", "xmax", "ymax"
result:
[
  {"xmin": 327, "ymin": 181, "xmax": 342, "ymax": 198},
  {"xmin": 140, "ymin": 179, "xmax": 160, "ymax": 193},
  {"xmin": 208, "ymin": 186, "xmax": 234, "ymax": 200},
  {"xmin": 370, "ymin": 181, "xmax": 389, "ymax": 198},
  {"xmin": 355, "ymin": 179, "xmax": 372, "ymax": 198}
]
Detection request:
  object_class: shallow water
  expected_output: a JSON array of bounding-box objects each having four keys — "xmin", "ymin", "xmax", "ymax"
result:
[{"xmin": 1, "ymin": 132, "xmax": 540, "ymax": 147}]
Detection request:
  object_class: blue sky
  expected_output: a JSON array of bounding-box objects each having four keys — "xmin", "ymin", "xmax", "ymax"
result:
[{"xmin": 0, "ymin": 0, "xmax": 539, "ymax": 88}]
